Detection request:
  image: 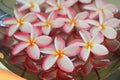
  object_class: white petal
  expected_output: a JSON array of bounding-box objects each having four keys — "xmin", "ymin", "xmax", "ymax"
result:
[
  {"xmin": 64, "ymin": 45, "xmax": 80, "ymax": 57},
  {"xmin": 101, "ymin": 27, "xmax": 117, "ymax": 39},
  {"xmin": 105, "ymin": 18, "xmax": 120, "ymax": 28},
  {"xmin": 2, "ymin": 18, "xmax": 17, "ymax": 25},
  {"xmin": 104, "ymin": 4, "xmax": 118, "ymax": 13},
  {"xmin": 80, "ymin": 48, "xmax": 90, "ymax": 61},
  {"xmin": 40, "ymin": 46, "xmax": 55, "ymax": 54},
  {"xmin": 79, "ymin": 0, "xmax": 92, "ymax": 4},
  {"xmin": 12, "ymin": 42, "xmax": 28, "ymax": 55},
  {"xmin": 76, "ymin": 20, "xmax": 90, "ymax": 29},
  {"xmin": 27, "ymin": 44, "xmax": 40, "ymax": 60},
  {"xmin": 42, "ymin": 26, "xmax": 51, "ymax": 35},
  {"xmin": 36, "ymin": 36, "xmax": 52, "ymax": 47},
  {"xmin": 14, "ymin": 9, "xmax": 23, "ymax": 19},
  {"xmin": 7, "ymin": 24, "xmax": 19, "ymax": 36},
  {"xmin": 18, "ymin": 5, "xmax": 30, "ymax": 12},
  {"xmin": 86, "ymin": 20, "xmax": 99, "ymax": 26},
  {"xmin": 83, "ymin": 4, "xmax": 97, "ymax": 11},
  {"xmin": 30, "ymin": 3, "xmax": 40, "ymax": 12},
  {"xmin": 91, "ymin": 44, "xmax": 109, "ymax": 56},
  {"xmin": 57, "ymin": 55, "xmax": 74, "ymax": 72},
  {"xmin": 54, "ymin": 36, "xmax": 65, "ymax": 50},
  {"xmin": 45, "ymin": 7, "xmax": 58, "ymax": 13},
  {"xmin": 75, "ymin": 12, "xmax": 89, "ymax": 20},
  {"xmin": 23, "ymin": 12, "xmax": 37, "ymax": 22},
  {"xmin": 52, "ymin": 19, "xmax": 64, "ymax": 28},
  {"xmin": 20, "ymin": 22, "xmax": 32, "ymax": 33},
  {"xmin": 42, "ymin": 55, "xmax": 58, "ymax": 70},
  {"xmin": 63, "ymin": 23, "xmax": 74, "ymax": 33},
  {"xmin": 14, "ymin": 32, "xmax": 29, "ymax": 41}
]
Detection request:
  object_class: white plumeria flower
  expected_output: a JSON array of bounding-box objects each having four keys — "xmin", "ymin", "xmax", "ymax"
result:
[
  {"xmin": 46, "ymin": 0, "xmax": 77, "ymax": 15},
  {"xmin": 12, "ymin": 27, "xmax": 52, "ymax": 60},
  {"xmin": 79, "ymin": 0, "xmax": 92, "ymax": 4},
  {"xmin": 2, "ymin": 9, "xmax": 37, "ymax": 36},
  {"xmin": 72, "ymin": 30, "xmax": 108, "ymax": 61},
  {"xmin": 33, "ymin": 12, "xmax": 64, "ymax": 35},
  {"xmin": 60, "ymin": 9, "xmax": 90, "ymax": 33},
  {"xmin": 17, "ymin": 0, "xmax": 45, "ymax": 12},
  {"xmin": 41, "ymin": 36, "xmax": 80, "ymax": 72},
  {"xmin": 86, "ymin": 16, "xmax": 120, "ymax": 39},
  {"xmin": 83, "ymin": 0, "xmax": 118, "ymax": 19}
]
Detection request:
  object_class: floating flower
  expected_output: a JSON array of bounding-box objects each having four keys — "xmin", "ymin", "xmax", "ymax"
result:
[
  {"xmin": 46, "ymin": 0, "xmax": 77, "ymax": 15},
  {"xmin": 86, "ymin": 17, "xmax": 120, "ymax": 39},
  {"xmin": 2, "ymin": 9, "xmax": 37, "ymax": 36},
  {"xmin": 34, "ymin": 12, "xmax": 64, "ymax": 35},
  {"xmin": 17, "ymin": 0, "xmax": 45, "ymax": 12},
  {"xmin": 41, "ymin": 36, "xmax": 80, "ymax": 72},
  {"xmin": 83, "ymin": 0, "xmax": 118, "ymax": 19},
  {"xmin": 71, "ymin": 30, "xmax": 108, "ymax": 61},
  {"xmin": 12, "ymin": 27, "xmax": 52, "ymax": 59}
]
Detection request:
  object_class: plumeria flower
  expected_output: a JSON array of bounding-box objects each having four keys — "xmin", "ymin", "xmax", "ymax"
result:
[
  {"xmin": 83, "ymin": 0, "xmax": 118, "ymax": 19},
  {"xmin": 17, "ymin": 0, "xmax": 45, "ymax": 12},
  {"xmin": 46, "ymin": 0, "xmax": 77, "ymax": 15},
  {"xmin": 33, "ymin": 12, "xmax": 64, "ymax": 35},
  {"xmin": 86, "ymin": 16, "xmax": 120, "ymax": 39},
  {"xmin": 41, "ymin": 36, "xmax": 80, "ymax": 72},
  {"xmin": 12, "ymin": 27, "xmax": 52, "ymax": 60},
  {"xmin": 71, "ymin": 30, "xmax": 108, "ymax": 61},
  {"xmin": 60, "ymin": 9, "xmax": 89, "ymax": 33},
  {"xmin": 2, "ymin": 9, "xmax": 37, "ymax": 36}
]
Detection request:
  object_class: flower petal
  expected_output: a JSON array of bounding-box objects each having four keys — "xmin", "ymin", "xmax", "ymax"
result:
[
  {"xmin": 83, "ymin": 4, "xmax": 97, "ymax": 11},
  {"xmin": 91, "ymin": 44, "xmax": 109, "ymax": 56},
  {"xmin": 64, "ymin": 45, "xmax": 80, "ymax": 57},
  {"xmin": 80, "ymin": 48, "xmax": 90, "ymax": 61},
  {"xmin": 101, "ymin": 27, "xmax": 117, "ymax": 39},
  {"xmin": 57, "ymin": 55, "xmax": 74, "ymax": 72},
  {"xmin": 30, "ymin": 3, "xmax": 40, "ymax": 12},
  {"xmin": 52, "ymin": 19, "xmax": 64, "ymax": 28},
  {"xmin": 2, "ymin": 18, "xmax": 17, "ymax": 25},
  {"xmin": 79, "ymin": 30, "xmax": 91, "ymax": 42},
  {"xmin": 42, "ymin": 26, "xmax": 51, "ymax": 35},
  {"xmin": 12, "ymin": 42, "xmax": 28, "ymax": 55},
  {"xmin": 40, "ymin": 46, "xmax": 55, "ymax": 54},
  {"xmin": 105, "ymin": 18, "xmax": 120, "ymax": 28},
  {"xmin": 36, "ymin": 36, "xmax": 52, "ymax": 47},
  {"xmin": 14, "ymin": 9, "xmax": 24, "ymax": 19},
  {"xmin": 75, "ymin": 12, "xmax": 89, "ymax": 20},
  {"xmin": 54, "ymin": 36, "xmax": 65, "ymax": 50},
  {"xmin": 23, "ymin": 12, "xmax": 37, "ymax": 22},
  {"xmin": 14, "ymin": 32, "xmax": 29, "ymax": 41},
  {"xmin": 76, "ymin": 20, "xmax": 90, "ymax": 29},
  {"xmin": 63, "ymin": 23, "xmax": 74, "ymax": 33},
  {"xmin": 104, "ymin": 4, "xmax": 118, "ymax": 13},
  {"xmin": 45, "ymin": 7, "xmax": 58, "ymax": 13},
  {"xmin": 86, "ymin": 20, "xmax": 99, "ymax": 26},
  {"xmin": 20, "ymin": 22, "xmax": 32, "ymax": 33},
  {"xmin": 27, "ymin": 45, "xmax": 40, "ymax": 60},
  {"xmin": 18, "ymin": 5, "xmax": 30, "ymax": 12},
  {"xmin": 42, "ymin": 55, "xmax": 58, "ymax": 70},
  {"xmin": 7, "ymin": 24, "xmax": 19, "ymax": 36},
  {"xmin": 79, "ymin": 0, "xmax": 92, "ymax": 4}
]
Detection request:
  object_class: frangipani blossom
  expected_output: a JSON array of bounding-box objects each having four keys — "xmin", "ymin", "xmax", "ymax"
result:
[
  {"xmin": 2, "ymin": 9, "xmax": 37, "ymax": 36},
  {"xmin": 41, "ymin": 37, "xmax": 80, "ymax": 72},
  {"xmin": 60, "ymin": 9, "xmax": 89, "ymax": 33},
  {"xmin": 72, "ymin": 31, "xmax": 108, "ymax": 61},
  {"xmin": 34, "ymin": 12, "xmax": 64, "ymax": 35},
  {"xmin": 79, "ymin": 0, "xmax": 92, "ymax": 4},
  {"xmin": 86, "ymin": 17, "xmax": 120, "ymax": 39},
  {"xmin": 46, "ymin": 0, "xmax": 77, "ymax": 15},
  {"xmin": 12, "ymin": 28, "xmax": 52, "ymax": 60},
  {"xmin": 83, "ymin": 0, "xmax": 118, "ymax": 19},
  {"xmin": 17, "ymin": 0, "xmax": 45, "ymax": 12}
]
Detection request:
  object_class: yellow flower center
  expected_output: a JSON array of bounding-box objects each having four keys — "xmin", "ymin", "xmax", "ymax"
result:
[
  {"xmin": 69, "ymin": 18, "xmax": 77, "ymax": 25},
  {"xmin": 17, "ymin": 18, "xmax": 24, "ymax": 26},
  {"xmin": 54, "ymin": 50, "xmax": 64, "ymax": 59},
  {"xmin": 85, "ymin": 42, "xmax": 93, "ymax": 49},
  {"xmin": 99, "ymin": 24, "xmax": 106, "ymax": 30},
  {"xmin": 57, "ymin": 5, "xmax": 62, "ymax": 11},
  {"xmin": 30, "ymin": 2, "xmax": 35, "ymax": 9},
  {"xmin": 45, "ymin": 20, "xmax": 52, "ymax": 27},
  {"xmin": 27, "ymin": 38, "xmax": 36, "ymax": 46},
  {"xmin": 99, "ymin": 8, "xmax": 104, "ymax": 14}
]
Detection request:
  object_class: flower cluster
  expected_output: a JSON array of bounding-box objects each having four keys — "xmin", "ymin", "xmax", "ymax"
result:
[{"xmin": 2, "ymin": 0, "xmax": 120, "ymax": 79}]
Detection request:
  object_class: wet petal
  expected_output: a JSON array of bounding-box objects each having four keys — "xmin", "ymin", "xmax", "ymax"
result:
[
  {"xmin": 91, "ymin": 44, "xmax": 109, "ymax": 56},
  {"xmin": 27, "ymin": 45, "xmax": 40, "ymax": 60},
  {"xmin": 57, "ymin": 55, "xmax": 74, "ymax": 72},
  {"xmin": 54, "ymin": 36, "xmax": 65, "ymax": 50},
  {"xmin": 42, "ymin": 55, "xmax": 58, "ymax": 70},
  {"xmin": 12, "ymin": 42, "xmax": 28, "ymax": 55}
]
